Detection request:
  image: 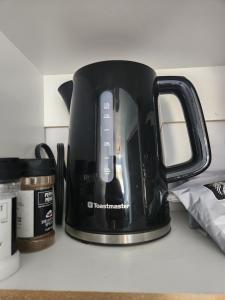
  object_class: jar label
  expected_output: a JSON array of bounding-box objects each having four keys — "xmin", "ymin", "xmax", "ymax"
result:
[
  {"xmin": 17, "ymin": 188, "xmax": 54, "ymax": 238},
  {"xmin": 0, "ymin": 198, "xmax": 17, "ymax": 260},
  {"xmin": 34, "ymin": 188, "xmax": 54, "ymax": 236},
  {"xmin": 17, "ymin": 191, "xmax": 34, "ymax": 238}
]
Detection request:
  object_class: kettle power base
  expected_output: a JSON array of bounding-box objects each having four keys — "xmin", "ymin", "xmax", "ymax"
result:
[{"xmin": 65, "ymin": 223, "xmax": 171, "ymax": 245}]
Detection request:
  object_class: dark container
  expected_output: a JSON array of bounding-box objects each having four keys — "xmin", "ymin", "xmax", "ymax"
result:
[
  {"xmin": 61, "ymin": 60, "xmax": 211, "ymax": 245},
  {"xmin": 17, "ymin": 159, "xmax": 55, "ymax": 252}
]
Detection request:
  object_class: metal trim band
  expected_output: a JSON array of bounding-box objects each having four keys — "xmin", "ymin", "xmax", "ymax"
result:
[
  {"xmin": 21, "ymin": 175, "xmax": 55, "ymax": 189},
  {"xmin": 65, "ymin": 223, "xmax": 171, "ymax": 245}
]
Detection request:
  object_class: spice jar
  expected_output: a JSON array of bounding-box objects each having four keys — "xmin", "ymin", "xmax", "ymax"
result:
[
  {"xmin": 17, "ymin": 159, "xmax": 55, "ymax": 252},
  {"xmin": 0, "ymin": 158, "xmax": 21, "ymax": 280}
]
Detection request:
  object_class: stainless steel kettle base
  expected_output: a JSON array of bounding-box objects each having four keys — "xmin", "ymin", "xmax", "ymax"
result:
[{"xmin": 65, "ymin": 223, "xmax": 171, "ymax": 245}]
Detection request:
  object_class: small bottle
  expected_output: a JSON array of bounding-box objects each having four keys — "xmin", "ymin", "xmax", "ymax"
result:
[
  {"xmin": 17, "ymin": 159, "xmax": 55, "ymax": 252},
  {"xmin": 0, "ymin": 158, "xmax": 21, "ymax": 280}
]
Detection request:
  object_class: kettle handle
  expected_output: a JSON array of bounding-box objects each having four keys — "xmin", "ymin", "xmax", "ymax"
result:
[{"xmin": 154, "ymin": 76, "xmax": 211, "ymax": 183}]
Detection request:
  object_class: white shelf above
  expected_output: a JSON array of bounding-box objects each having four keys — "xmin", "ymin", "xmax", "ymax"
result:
[
  {"xmin": 0, "ymin": 211, "xmax": 225, "ymax": 294},
  {"xmin": 0, "ymin": 0, "xmax": 224, "ymax": 74}
]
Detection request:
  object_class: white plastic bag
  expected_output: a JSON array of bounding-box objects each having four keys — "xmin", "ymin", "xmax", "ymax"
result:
[{"xmin": 171, "ymin": 171, "xmax": 225, "ymax": 253}]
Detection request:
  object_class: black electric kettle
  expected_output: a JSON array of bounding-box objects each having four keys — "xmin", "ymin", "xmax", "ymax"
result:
[{"xmin": 58, "ymin": 60, "xmax": 211, "ymax": 245}]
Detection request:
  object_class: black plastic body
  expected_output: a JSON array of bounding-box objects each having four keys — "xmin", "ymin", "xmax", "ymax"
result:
[
  {"xmin": 0, "ymin": 158, "xmax": 22, "ymax": 183},
  {"xmin": 58, "ymin": 81, "xmax": 73, "ymax": 112},
  {"xmin": 21, "ymin": 158, "xmax": 55, "ymax": 177},
  {"xmin": 65, "ymin": 60, "xmax": 211, "ymax": 234}
]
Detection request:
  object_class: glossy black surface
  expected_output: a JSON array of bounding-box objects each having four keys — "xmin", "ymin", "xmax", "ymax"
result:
[
  {"xmin": 155, "ymin": 76, "xmax": 211, "ymax": 182},
  {"xmin": 64, "ymin": 61, "xmax": 211, "ymax": 234},
  {"xmin": 58, "ymin": 80, "xmax": 73, "ymax": 112}
]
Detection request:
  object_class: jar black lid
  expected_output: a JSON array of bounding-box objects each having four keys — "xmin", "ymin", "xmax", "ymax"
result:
[
  {"xmin": 21, "ymin": 159, "xmax": 55, "ymax": 177},
  {"xmin": 0, "ymin": 158, "xmax": 22, "ymax": 182}
]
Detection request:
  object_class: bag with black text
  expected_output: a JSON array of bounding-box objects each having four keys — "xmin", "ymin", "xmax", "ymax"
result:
[{"xmin": 171, "ymin": 171, "xmax": 225, "ymax": 253}]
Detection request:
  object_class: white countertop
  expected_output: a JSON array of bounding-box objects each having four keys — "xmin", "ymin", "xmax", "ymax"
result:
[{"xmin": 0, "ymin": 211, "xmax": 224, "ymax": 294}]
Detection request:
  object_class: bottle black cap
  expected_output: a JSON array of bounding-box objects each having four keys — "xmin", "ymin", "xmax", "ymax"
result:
[
  {"xmin": 0, "ymin": 158, "xmax": 22, "ymax": 183},
  {"xmin": 21, "ymin": 159, "xmax": 55, "ymax": 177}
]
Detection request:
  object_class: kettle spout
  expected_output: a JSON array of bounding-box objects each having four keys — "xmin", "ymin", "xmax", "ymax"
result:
[{"xmin": 58, "ymin": 80, "xmax": 73, "ymax": 112}]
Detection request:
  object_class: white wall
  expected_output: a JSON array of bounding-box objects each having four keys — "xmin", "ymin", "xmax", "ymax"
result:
[
  {"xmin": 44, "ymin": 74, "xmax": 72, "ymax": 127},
  {"xmin": 0, "ymin": 32, "xmax": 44, "ymax": 157},
  {"xmin": 44, "ymin": 65, "xmax": 225, "ymax": 170}
]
